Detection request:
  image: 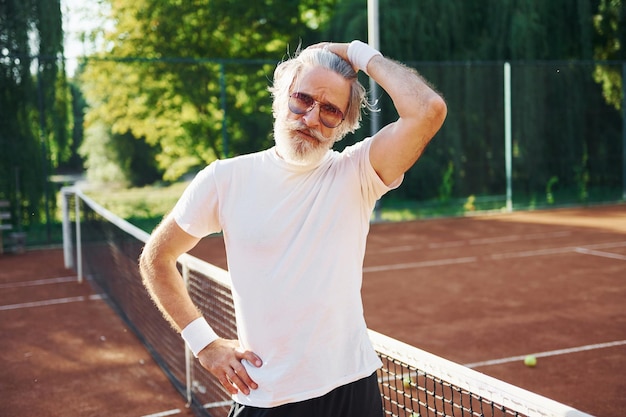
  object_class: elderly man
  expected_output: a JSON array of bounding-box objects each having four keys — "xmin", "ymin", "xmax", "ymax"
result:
[{"xmin": 140, "ymin": 40, "xmax": 446, "ymax": 417}]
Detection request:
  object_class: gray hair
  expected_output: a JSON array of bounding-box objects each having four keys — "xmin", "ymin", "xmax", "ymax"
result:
[{"xmin": 269, "ymin": 47, "xmax": 371, "ymax": 139}]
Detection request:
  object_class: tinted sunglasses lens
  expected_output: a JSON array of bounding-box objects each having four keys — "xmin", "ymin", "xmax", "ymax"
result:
[
  {"xmin": 319, "ymin": 106, "xmax": 343, "ymax": 128},
  {"xmin": 289, "ymin": 93, "xmax": 313, "ymax": 114},
  {"xmin": 288, "ymin": 93, "xmax": 344, "ymax": 128}
]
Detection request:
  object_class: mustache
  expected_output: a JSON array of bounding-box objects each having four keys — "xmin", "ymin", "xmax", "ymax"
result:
[{"xmin": 284, "ymin": 120, "xmax": 329, "ymax": 143}]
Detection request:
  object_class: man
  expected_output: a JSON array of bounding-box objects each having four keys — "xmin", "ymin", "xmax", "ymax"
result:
[{"xmin": 139, "ymin": 40, "xmax": 446, "ymax": 416}]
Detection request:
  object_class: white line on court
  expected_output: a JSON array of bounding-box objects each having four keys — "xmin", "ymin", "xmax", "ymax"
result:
[
  {"xmin": 468, "ymin": 231, "xmax": 572, "ymax": 246},
  {"xmin": 488, "ymin": 240, "xmax": 626, "ymax": 261},
  {"xmin": 141, "ymin": 400, "xmax": 235, "ymax": 416},
  {"xmin": 0, "ymin": 294, "xmax": 104, "ymax": 311},
  {"xmin": 363, "ymin": 256, "xmax": 477, "ymax": 273},
  {"xmin": 463, "ymin": 340, "xmax": 626, "ymax": 368},
  {"xmin": 574, "ymin": 247, "xmax": 626, "ymax": 261},
  {"xmin": 488, "ymin": 246, "xmax": 576, "ymax": 260},
  {"xmin": 372, "ymin": 231, "xmax": 572, "ymax": 254},
  {"xmin": 580, "ymin": 241, "xmax": 626, "ymax": 250},
  {"xmin": 0, "ymin": 276, "xmax": 77, "ymax": 289},
  {"xmin": 374, "ymin": 244, "xmax": 431, "ymax": 253},
  {"xmin": 364, "ymin": 240, "xmax": 626, "ymax": 272},
  {"xmin": 203, "ymin": 400, "xmax": 234, "ymax": 409},
  {"xmin": 140, "ymin": 409, "xmax": 181, "ymax": 417},
  {"xmin": 427, "ymin": 241, "xmax": 465, "ymax": 249}
]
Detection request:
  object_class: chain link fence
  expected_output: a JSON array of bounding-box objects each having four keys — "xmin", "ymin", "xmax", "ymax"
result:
[{"xmin": 1, "ymin": 58, "xmax": 624, "ymax": 248}]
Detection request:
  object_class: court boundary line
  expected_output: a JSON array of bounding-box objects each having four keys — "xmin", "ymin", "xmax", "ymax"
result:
[
  {"xmin": 0, "ymin": 276, "xmax": 77, "ymax": 289},
  {"xmin": 0, "ymin": 294, "xmax": 104, "ymax": 311},
  {"xmin": 574, "ymin": 247, "xmax": 626, "ymax": 261},
  {"xmin": 202, "ymin": 400, "xmax": 234, "ymax": 410},
  {"xmin": 371, "ymin": 231, "xmax": 573, "ymax": 254},
  {"xmin": 363, "ymin": 256, "xmax": 477, "ymax": 272},
  {"xmin": 364, "ymin": 240, "xmax": 626, "ymax": 272},
  {"xmin": 488, "ymin": 241, "xmax": 626, "ymax": 261},
  {"xmin": 140, "ymin": 409, "xmax": 182, "ymax": 417},
  {"xmin": 139, "ymin": 400, "xmax": 234, "ymax": 417},
  {"xmin": 463, "ymin": 340, "xmax": 626, "ymax": 368}
]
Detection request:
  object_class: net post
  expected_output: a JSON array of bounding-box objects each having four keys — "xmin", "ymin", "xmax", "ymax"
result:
[
  {"xmin": 74, "ymin": 190, "xmax": 83, "ymax": 284},
  {"xmin": 367, "ymin": 0, "xmax": 381, "ymax": 139},
  {"xmin": 181, "ymin": 259, "xmax": 194, "ymax": 407},
  {"xmin": 61, "ymin": 187, "xmax": 74, "ymax": 269},
  {"xmin": 622, "ymin": 62, "xmax": 626, "ymax": 201}
]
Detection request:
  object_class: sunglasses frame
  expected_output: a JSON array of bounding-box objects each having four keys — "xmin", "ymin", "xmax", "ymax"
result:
[{"xmin": 288, "ymin": 92, "xmax": 345, "ymax": 128}]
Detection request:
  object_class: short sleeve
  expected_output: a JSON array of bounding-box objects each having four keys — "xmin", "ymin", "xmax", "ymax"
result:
[{"xmin": 171, "ymin": 163, "xmax": 222, "ymax": 238}]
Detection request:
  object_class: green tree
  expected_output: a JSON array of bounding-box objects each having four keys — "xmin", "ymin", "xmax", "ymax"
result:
[
  {"xmin": 80, "ymin": 0, "xmax": 336, "ymax": 183},
  {"xmin": 324, "ymin": 0, "xmax": 620, "ymax": 205},
  {"xmin": 327, "ymin": 0, "xmax": 596, "ymax": 61},
  {"xmin": 75, "ymin": 0, "xmax": 622, "ymax": 206},
  {"xmin": 593, "ymin": 0, "xmax": 625, "ymax": 110},
  {"xmin": 0, "ymin": 0, "xmax": 68, "ymax": 235}
]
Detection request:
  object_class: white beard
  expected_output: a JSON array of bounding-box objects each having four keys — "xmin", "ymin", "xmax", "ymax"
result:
[{"xmin": 273, "ymin": 119, "xmax": 336, "ymax": 166}]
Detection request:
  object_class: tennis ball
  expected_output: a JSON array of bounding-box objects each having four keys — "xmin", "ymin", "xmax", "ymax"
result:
[
  {"xmin": 403, "ymin": 376, "xmax": 412, "ymax": 389},
  {"xmin": 524, "ymin": 355, "xmax": 537, "ymax": 367}
]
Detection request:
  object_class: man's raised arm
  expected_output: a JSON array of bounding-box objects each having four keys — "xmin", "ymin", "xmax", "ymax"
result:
[{"xmin": 320, "ymin": 41, "xmax": 447, "ymax": 186}]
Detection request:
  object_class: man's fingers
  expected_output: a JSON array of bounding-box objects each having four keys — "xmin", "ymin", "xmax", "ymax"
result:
[
  {"xmin": 218, "ymin": 372, "xmax": 239, "ymax": 395},
  {"xmin": 218, "ymin": 364, "xmax": 257, "ymax": 395},
  {"xmin": 229, "ymin": 369, "xmax": 251, "ymax": 395},
  {"xmin": 238, "ymin": 349, "xmax": 263, "ymax": 368},
  {"xmin": 198, "ymin": 339, "xmax": 262, "ymax": 395},
  {"xmin": 231, "ymin": 359, "xmax": 258, "ymax": 391}
]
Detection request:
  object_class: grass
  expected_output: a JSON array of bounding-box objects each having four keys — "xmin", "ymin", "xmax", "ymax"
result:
[
  {"xmin": 83, "ymin": 182, "xmax": 189, "ymax": 221},
  {"xmin": 7, "ymin": 181, "xmax": 620, "ymax": 252},
  {"xmin": 82, "ymin": 183, "xmax": 511, "ymax": 227},
  {"xmin": 74, "ymin": 182, "xmax": 626, "ymax": 231}
]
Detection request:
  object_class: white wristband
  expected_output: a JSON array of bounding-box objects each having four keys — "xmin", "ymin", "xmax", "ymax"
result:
[
  {"xmin": 181, "ymin": 317, "xmax": 219, "ymax": 358},
  {"xmin": 347, "ymin": 40, "xmax": 382, "ymax": 75}
]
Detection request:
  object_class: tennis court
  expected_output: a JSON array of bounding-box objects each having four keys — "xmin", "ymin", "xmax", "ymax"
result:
[
  {"xmin": 188, "ymin": 203, "xmax": 626, "ymax": 416},
  {"xmin": 360, "ymin": 205, "xmax": 626, "ymax": 417},
  {"xmin": 0, "ymin": 248, "xmax": 195, "ymax": 417},
  {"xmin": 1, "ymin": 202, "xmax": 624, "ymax": 416}
]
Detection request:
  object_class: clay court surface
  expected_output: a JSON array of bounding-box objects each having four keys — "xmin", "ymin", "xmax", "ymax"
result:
[{"xmin": 1, "ymin": 204, "xmax": 625, "ymax": 416}]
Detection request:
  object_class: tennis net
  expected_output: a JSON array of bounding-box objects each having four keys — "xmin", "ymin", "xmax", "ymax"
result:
[{"xmin": 61, "ymin": 187, "xmax": 592, "ymax": 417}]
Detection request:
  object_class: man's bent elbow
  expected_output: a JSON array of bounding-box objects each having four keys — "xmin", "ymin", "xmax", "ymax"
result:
[
  {"xmin": 427, "ymin": 94, "xmax": 447, "ymax": 132},
  {"xmin": 139, "ymin": 243, "xmax": 158, "ymax": 287}
]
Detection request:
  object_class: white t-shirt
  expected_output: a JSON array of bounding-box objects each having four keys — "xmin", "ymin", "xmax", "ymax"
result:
[{"xmin": 173, "ymin": 137, "xmax": 401, "ymax": 407}]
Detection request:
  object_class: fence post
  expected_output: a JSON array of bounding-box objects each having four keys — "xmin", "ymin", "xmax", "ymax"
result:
[
  {"xmin": 368, "ymin": 0, "xmax": 381, "ymax": 138},
  {"xmin": 219, "ymin": 62, "xmax": 229, "ymax": 158},
  {"xmin": 504, "ymin": 62, "xmax": 513, "ymax": 212},
  {"xmin": 622, "ymin": 62, "xmax": 626, "ymax": 201}
]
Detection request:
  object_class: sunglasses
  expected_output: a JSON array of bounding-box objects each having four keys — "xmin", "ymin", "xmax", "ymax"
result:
[{"xmin": 288, "ymin": 92, "xmax": 345, "ymax": 128}]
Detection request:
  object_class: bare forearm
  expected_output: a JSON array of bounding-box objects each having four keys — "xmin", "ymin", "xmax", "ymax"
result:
[
  {"xmin": 139, "ymin": 215, "xmax": 204, "ymax": 332},
  {"xmin": 365, "ymin": 56, "xmax": 446, "ymax": 184},
  {"xmin": 367, "ymin": 55, "xmax": 445, "ymax": 126},
  {"xmin": 140, "ymin": 233, "xmax": 262, "ymax": 395},
  {"xmin": 140, "ymin": 257, "xmax": 201, "ymax": 332}
]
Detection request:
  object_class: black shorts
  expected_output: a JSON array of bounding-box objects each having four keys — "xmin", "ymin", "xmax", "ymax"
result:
[{"xmin": 227, "ymin": 372, "xmax": 383, "ymax": 417}]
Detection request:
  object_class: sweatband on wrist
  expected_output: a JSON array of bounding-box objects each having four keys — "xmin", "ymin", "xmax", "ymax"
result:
[
  {"xmin": 347, "ymin": 40, "xmax": 382, "ymax": 75},
  {"xmin": 181, "ymin": 317, "xmax": 219, "ymax": 358}
]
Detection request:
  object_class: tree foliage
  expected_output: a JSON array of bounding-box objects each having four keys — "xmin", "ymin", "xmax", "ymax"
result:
[
  {"xmin": 4, "ymin": 0, "xmax": 622, "ymax": 226},
  {"xmin": 324, "ymin": 0, "xmax": 622, "ymax": 204},
  {"xmin": 80, "ymin": 0, "xmax": 337, "ymax": 183},
  {"xmin": 593, "ymin": 0, "xmax": 626, "ymax": 110},
  {"xmin": 0, "ymin": 0, "xmax": 68, "ymax": 229},
  {"xmin": 326, "ymin": 0, "xmax": 597, "ymax": 61}
]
